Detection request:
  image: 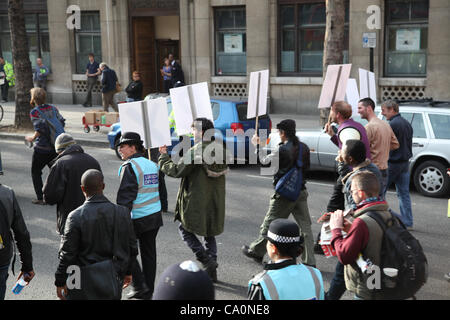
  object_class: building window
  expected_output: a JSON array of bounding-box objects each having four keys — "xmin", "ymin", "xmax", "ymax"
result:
[
  {"xmin": 278, "ymin": 1, "xmax": 349, "ymax": 76},
  {"xmin": 0, "ymin": 13, "xmax": 50, "ymax": 70},
  {"xmin": 215, "ymin": 7, "xmax": 246, "ymax": 76},
  {"xmin": 75, "ymin": 12, "xmax": 102, "ymax": 74},
  {"xmin": 385, "ymin": 0, "xmax": 429, "ymax": 77}
]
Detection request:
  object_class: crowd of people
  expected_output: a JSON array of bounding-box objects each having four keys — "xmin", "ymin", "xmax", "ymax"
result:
[{"xmin": 0, "ymin": 75, "xmax": 436, "ymax": 300}]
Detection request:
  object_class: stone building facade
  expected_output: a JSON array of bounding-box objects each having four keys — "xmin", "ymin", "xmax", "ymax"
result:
[{"xmin": 0, "ymin": 0, "xmax": 448, "ymax": 114}]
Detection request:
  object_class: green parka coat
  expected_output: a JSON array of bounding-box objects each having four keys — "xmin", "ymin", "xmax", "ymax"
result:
[{"xmin": 159, "ymin": 141, "xmax": 229, "ymax": 237}]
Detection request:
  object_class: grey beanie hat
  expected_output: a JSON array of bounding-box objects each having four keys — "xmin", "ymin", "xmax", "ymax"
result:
[{"xmin": 55, "ymin": 133, "xmax": 76, "ymax": 153}]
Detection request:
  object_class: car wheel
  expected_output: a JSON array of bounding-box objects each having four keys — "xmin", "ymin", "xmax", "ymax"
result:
[
  {"xmin": 114, "ymin": 134, "xmax": 122, "ymax": 160},
  {"xmin": 413, "ymin": 160, "xmax": 449, "ymax": 198}
]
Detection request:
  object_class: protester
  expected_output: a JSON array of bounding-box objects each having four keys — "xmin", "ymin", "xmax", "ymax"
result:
[
  {"xmin": 0, "ymin": 56, "xmax": 14, "ymax": 102},
  {"xmin": 168, "ymin": 53, "xmax": 185, "ymax": 88},
  {"xmin": 82, "ymin": 53, "xmax": 101, "ymax": 108},
  {"xmin": 25, "ymin": 88, "xmax": 65, "ymax": 205},
  {"xmin": 159, "ymin": 118, "xmax": 229, "ymax": 282},
  {"xmin": 55, "ymin": 169, "xmax": 138, "ymax": 300},
  {"xmin": 160, "ymin": 58, "xmax": 172, "ymax": 93},
  {"xmin": 341, "ymin": 139, "xmax": 383, "ymax": 209},
  {"xmin": 125, "ymin": 71, "xmax": 143, "ymax": 102},
  {"xmin": 33, "ymin": 58, "xmax": 49, "ymax": 91},
  {"xmin": 117, "ymin": 132, "xmax": 163, "ymax": 299},
  {"xmin": 0, "ymin": 183, "xmax": 34, "ymax": 300},
  {"xmin": 330, "ymin": 171, "xmax": 394, "ymax": 300},
  {"xmin": 153, "ymin": 261, "xmax": 215, "ymax": 300},
  {"xmin": 42, "ymin": 133, "xmax": 101, "ymax": 235},
  {"xmin": 243, "ymin": 119, "xmax": 316, "ymax": 268},
  {"xmin": 248, "ymin": 219, "xmax": 324, "ymax": 300},
  {"xmin": 382, "ymin": 100, "xmax": 414, "ymax": 229},
  {"xmin": 100, "ymin": 62, "xmax": 119, "ymax": 112},
  {"xmin": 358, "ymin": 98, "xmax": 399, "ymax": 195}
]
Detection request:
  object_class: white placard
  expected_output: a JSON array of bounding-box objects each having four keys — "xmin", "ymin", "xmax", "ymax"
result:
[
  {"xmin": 224, "ymin": 34, "xmax": 243, "ymax": 53},
  {"xmin": 396, "ymin": 29, "xmax": 420, "ymax": 51},
  {"xmin": 119, "ymin": 101, "xmax": 148, "ymax": 147},
  {"xmin": 318, "ymin": 64, "xmax": 352, "ymax": 109},
  {"xmin": 359, "ymin": 68, "xmax": 377, "ymax": 103},
  {"xmin": 170, "ymin": 82, "xmax": 213, "ymax": 136},
  {"xmin": 346, "ymin": 78, "xmax": 360, "ymax": 117},
  {"xmin": 247, "ymin": 69, "xmax": 269, "ymax": 119},
  {"xmin": 146, "ymin": 98, "xmax": 172, "ymax": 148}
]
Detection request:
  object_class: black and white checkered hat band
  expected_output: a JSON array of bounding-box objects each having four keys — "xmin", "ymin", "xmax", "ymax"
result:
[{"xmin": 267, "ymin": 230, "xmax": 300, "ymax": 243}]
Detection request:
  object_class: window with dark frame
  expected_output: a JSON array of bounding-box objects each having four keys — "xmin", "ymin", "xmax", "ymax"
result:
[
  {"xmin": 214, "ymin": 7, "xmax": 247, "ymax": 76},
  {"xmin": 278, "ymin": 1, "xmax": 349, "ymax": 76},
  {"xmin": 75, "ymin": 12, "xmax": 102, "ymax": 74},
  {"xmin": 384, "ymin": 0, "xmax": 429, "ymax": 77},
  {"xmin": 0, "ymin": 13, "xmax": 50, "ymax": 70}
]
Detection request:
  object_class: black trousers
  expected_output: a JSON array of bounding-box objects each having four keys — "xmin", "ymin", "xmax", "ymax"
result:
[
  {"xmin": 163, "ymin": 80, "xmax": 172, "ymax": 94},
  {"xmin": 31, "ymin": 150, "xmax": 57, "ymax": 200},
  {"xmin": 159, "ymin": 171, "xmax": 168, "ymax": 212},
  {"xmin": 1, "ymin": 82, "xmax": 8, "ymax": 101},
  {"xmin": 131, "ymin": 227, "xmax": 159, "ymax": 296}
]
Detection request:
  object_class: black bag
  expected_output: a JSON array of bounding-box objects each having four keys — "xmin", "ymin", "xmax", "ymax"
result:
[
  {"xmin": 366, "ymin": 211, "xmax": 428, "ymax": 300},
  {"xmin": 67, "ymin": 207, "xmax": 122, "ymax": 300}
]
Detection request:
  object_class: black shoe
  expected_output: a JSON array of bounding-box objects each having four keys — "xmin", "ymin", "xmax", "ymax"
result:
[
  {"xmin": 314, "ymin": 243, "xmax": 324, "ymax": 255},
  {"xmin": 82, "ymin": 103, "xmax": 90, "ymax": 108},
  {"xmin": 241, "ymin": 245, "xmax": 263, "ymax": 263},
  {"xmin": 126, "ymin": 289, "xmax": 151, "ymax": 300},
  {"xmin": 202, "ymin": 259, "xmax": 218, "ymax": 283}
]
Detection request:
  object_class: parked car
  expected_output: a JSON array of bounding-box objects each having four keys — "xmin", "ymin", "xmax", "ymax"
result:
[
  {"xmin": 108, "ymin": 95, "xmax": 272, "ymax": 162},
  {"xmin": 264, "ymin": 101, "xmax": 450, "ymax": 198}
]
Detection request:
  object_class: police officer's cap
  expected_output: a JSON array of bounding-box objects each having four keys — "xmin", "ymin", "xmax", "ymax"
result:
[
  {"xmin": 117, "ymin": 132, "xmax": 144, "ymax": 148},
  {"xmin": 264, "ymin": 219, "xmax": 304, "ymax": 246}
]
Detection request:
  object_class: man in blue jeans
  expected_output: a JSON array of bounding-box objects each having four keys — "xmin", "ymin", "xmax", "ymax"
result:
[
  {"xmin": 382, "ymin": 100, "xmax": 414, "ymax": 229},
  {"xmin": 0, "ymin": 183, "xmax": 34, "ymax": 300}
]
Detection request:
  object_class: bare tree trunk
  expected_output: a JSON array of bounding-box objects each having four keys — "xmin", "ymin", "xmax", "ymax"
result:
[
  {"xmin": 320, "ymin": 0, "xmax": 346, "ymax": 127},
  {"xmin": 9, "ymin": 0, "xmax": 34, "ymax": 130}
]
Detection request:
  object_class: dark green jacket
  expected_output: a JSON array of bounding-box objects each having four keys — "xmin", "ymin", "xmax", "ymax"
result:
[{"xmin": 159, "ymin": 141, "xmax": 229, "ymax": 237}]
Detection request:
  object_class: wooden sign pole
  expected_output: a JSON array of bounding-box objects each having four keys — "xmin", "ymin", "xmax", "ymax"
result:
[{"xmin": 255, "ymin": 72, "xmax": 261, "ymax": 134}]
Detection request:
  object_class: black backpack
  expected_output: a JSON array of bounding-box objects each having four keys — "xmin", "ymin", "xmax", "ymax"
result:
[{"xmin": 367, "ymin": 211, "xmax": 428, "ymax": 300}]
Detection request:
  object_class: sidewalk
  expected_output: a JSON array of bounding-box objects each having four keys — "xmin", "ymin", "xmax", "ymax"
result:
[{"xmin": 0, "ymin": 101, "xmax": 323, "ymax": 148}]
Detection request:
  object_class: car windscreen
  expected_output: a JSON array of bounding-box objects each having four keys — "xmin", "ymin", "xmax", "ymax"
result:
[{"xmin": 236, "ymin": 103, "xmax": 269, "ymax": 121}]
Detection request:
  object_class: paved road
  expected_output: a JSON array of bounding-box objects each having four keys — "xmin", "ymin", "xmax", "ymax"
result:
[{"xmin": 0, "ymin": 139, "xmax": 449, "ymax": 300}]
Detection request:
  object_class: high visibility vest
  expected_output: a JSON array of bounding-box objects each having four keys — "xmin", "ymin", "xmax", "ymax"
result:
[
  {"xmin": 119, "ymin": 157, "xmax": 161, "ymax": 220},
  {"xmin": 3, "ymin": 61, "xmax": 14, "ymax": 87},
  {"xmin": 249, "ymin": 264, "xmax": 324, "ymax": 300}
]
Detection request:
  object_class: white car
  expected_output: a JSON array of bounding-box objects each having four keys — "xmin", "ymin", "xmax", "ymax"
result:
[{"xmin": 265, "ymin": 102, "xmax": 450, "ymax": 198}]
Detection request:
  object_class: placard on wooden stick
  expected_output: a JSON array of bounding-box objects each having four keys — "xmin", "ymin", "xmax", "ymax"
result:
[
  {"xmin": 359, "ymin": 68, "xmax": 377, "ymax": 104},
  {"xmin": 247, "ymin": 70, "xmax": 269, "ymax": 119},
  {"xmin": 170, "ymin": 82, "xmax": 213, "ymax": 136},
  {"xmin": 318, "ymin": 64, "xmax": 352, "ymax": 109},
  {"xmin": 346, "ymin": 78, "xmax": 361, "ymax": 117}
]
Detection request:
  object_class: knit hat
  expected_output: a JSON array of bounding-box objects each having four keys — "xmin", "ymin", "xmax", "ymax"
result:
[
  {"xmin": 276, "ymin": 119, "xmax": 296, "ymax": 137},
  {"xmin": 153, "ymin": 261, "xmax": 215, "ymax": 300},
  {"xmin": 55, "ymin": 133, "xmax": 76, "ymax": 153}
]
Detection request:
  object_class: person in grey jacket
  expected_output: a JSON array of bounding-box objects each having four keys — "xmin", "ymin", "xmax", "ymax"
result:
[
  {"xmin": 33, "ymin": 58, "xmax": 49, "ymax": 91},
  {"xmin": 0, "ymin": 183, "xmax": 34, "ymax": 300},
  {"xmin": 55, "ymin": 169, "xmax": 138, "ymax": 300}
]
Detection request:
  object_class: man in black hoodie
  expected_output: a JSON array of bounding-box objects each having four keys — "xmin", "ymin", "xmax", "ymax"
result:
[{"xmin": 43, "ymin": 133, "xmax": 101, "ymax": 235}]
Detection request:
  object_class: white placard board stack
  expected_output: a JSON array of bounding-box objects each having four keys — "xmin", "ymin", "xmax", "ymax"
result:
[
  {"xmin": 170, "ymin": 82, "xmax": 214, "ymax": 136},
  {"xmin": 118, "ymin": 98, "xmax": 172, "ymax": 149},
  {"xmin": 318, "ymin": 64, "xmax": 352, "ymax": 110},
  {"xmin": 247, "ymin": 70, "xmax": 269, "ymax": 119}
]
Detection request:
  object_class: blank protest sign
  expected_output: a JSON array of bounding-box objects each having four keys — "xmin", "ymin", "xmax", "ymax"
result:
[
  {"xmin": 247, "ymin": 70, "xmax": 269, "ymax": 119},
  {"xmin": 170, "ymin": 82, "xmax": 213, "ymax": 136},
  {"xmin": 318, "ymin": 64, "xmax": 352, "ymax": 109},
  {"xmin": 146, "ymin": 98, "xmax": 172, "ymax": 148},
  {"xmin": 119, "ymin": 101, "xmax": 148, "ymax": 147},
  {"xmin": 346, "ymin": 78, "xmax": 360, "ymax": 117},
  {"xmin": 359, "ymin": 68, "xmax": 377, "ymax": 103}
]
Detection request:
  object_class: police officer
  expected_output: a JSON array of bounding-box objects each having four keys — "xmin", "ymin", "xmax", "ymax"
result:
[
  {"xmin": 248, "ymin": 219, "xmax": 324, "ymax": 300},
  {"xmin": 116, "ymin": 132, "xmax": 163, "ymax": 300}
]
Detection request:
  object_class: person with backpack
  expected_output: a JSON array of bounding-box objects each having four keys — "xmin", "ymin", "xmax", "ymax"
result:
[
  {"xmin": 25, "ymin": 88, "xmax": 65, "ymax": 205},
  {"xmin": 0, "ymin": 182, "xmax": 34, "ymax": 300},
  {"xmin": 330, "ymin": 171, "xmax": 427, "ymax": 300},
  {"xmin": 242, "ymin": 120, "xmax": 316, "ymax": 268}
]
